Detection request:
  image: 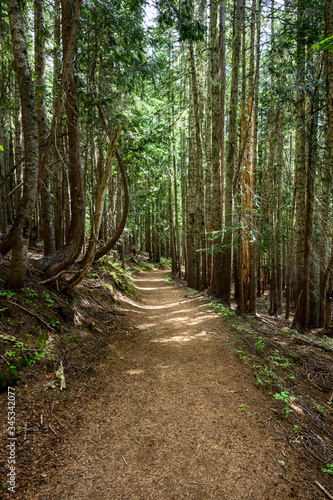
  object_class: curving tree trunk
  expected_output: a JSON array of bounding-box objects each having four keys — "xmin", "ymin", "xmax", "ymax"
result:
[
  {"xmin": 2, "ymin": 0, "xmax": 39, "ymax": 288},
  {"xmin": 67, "ymin": 127, "xmax": 122, "ymax": 287},
  {"xmin": 34, "ymin": 0, "xmax": 85, "ymax": 276}
]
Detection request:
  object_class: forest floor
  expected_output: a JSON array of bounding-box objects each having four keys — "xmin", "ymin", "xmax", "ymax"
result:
[{"xmin": 0, "ymin": 262, "xmax": 333, "ymax": 499}]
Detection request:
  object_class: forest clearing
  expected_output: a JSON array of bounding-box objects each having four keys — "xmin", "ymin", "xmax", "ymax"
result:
[{"xmin": 1, "ymin": 0, "xmax": 333, "ymax": 497}]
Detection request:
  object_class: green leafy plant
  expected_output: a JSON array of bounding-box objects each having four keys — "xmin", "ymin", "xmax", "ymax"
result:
[
  {"xmin": 282, "ymin": 406, "xmax": 293, "ymax": 416},
  {"xmin": 255, "ymin": 334, "xmax": 265, "ymax": 354},
  {"xmin": 42, "ymin": 292, "xmax": 55, "ymax": 306},
  {"xmin": 96, "ymin": 258, "xmax": 136, "ymax": 294},
  {"xmin": 322, "ymin": 463, "xmax": 333, "ymax": 475},
  {"xmin": 268, "ymin": 350, "xmax": 293, "ymax": 369},
  {"xmin": 0, "ymin": 290, "xmax": 16, "ymax": 299},
  {"xmin": 234, "ymin": 349, "xmax": 247, "ymax": 363},
  {"xmin": 273, "ymin": 389, "xmax": 295, "ymax": 404},
  {"xmin": 21, "ymin": 287, "xmax": 37, "ymax": 306},
  {"xmin": 164, "ymin": 275, "xmax": 174, "ymax": 283},
  {"xmin": 253, "ymin": 365, "xmax": 275, "ymax": 386},
  {"xmin": 3, "ymin": 340, "xmax": 56, "ymax": 371},
  {"xmin": 50, "ymin": 318, "xmax": 60, "ymax": 328},
  {"xmin": 157, "ymin": 257, "xmax": 172, "ymax": 268},
  {"xmin": 209, "ymin": 300, "xmax": 235, "ymax": 318},
  {"xmin": 313, "ymin": 402, "xmax": 325, "ymax": 414},
  {"xmin": 0, "ymin": 290, "xmax": 16, "ymax": 313}
]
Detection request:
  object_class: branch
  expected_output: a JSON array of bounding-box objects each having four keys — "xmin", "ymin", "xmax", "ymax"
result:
[
  {"xmin": 94, "ymin": 147, "xmax": 129, "ymax": 261},
  {"xmin": 0, "ymin": 182, "xmax": 24, "ymax": 211}
]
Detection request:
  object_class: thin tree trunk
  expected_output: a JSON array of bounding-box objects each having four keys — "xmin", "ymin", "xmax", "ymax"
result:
[
  {"xmin": 13, "ymin": 83, "xmax": 22, "ymax": 210},
  {"xmin": 222, "ymin": 0, "xmax": 244, "ymax": 304},
  {"xmin": 67, "ymin": 127, "xmax": 121, "ymax": 286},
  {"xmin": 173, "ymin": 143, "xmax": 181, "ymax": 277},
  {"xmin": 205, "ymin": 18, "xmax": 213, "ymax": 287},
  {"xmin": 250, "ymin": 0, "xmax": 261, "ymax": 315},
  {"xmin": 52, "ymin": 0, "xmax": 64, "ymax": 249},
  {"xmin": 294, "ymin": 0, "xmax": 306, "ymax": 320},
  {"xmin": 189, "ymin": 39, "xmax": 206, "ymax": 290},
  {"xmin": 168, "ymin": 165, "xmax": 177, "ymax": 275},
  {"xmin": 220, "ymin": 0, "xmax": 226, "ymax": 227},
  {"xmin": 34, "ymin": 0, "xmax": 56, "ymax": 255},
  {"xmin": 210, "ymin": 0, "xmax": 223, "ymax": 297},
  {"xmin": 246, "ymin": 0, "xmax": 257, "ymax": 313},
  {"xmin": 186, "ymin": 72, "xmax": 197, "ymax": 288}
]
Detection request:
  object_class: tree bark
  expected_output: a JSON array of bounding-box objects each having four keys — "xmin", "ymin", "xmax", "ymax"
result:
[
  {"xmin": 222, "ymin": 0, "xmax": 244, "ymax": 304},
  {"xmin": 3, "ymin": 0, "xmax": 39, "ymax": 288},
  {"xmin": 186, "ymin": 71, "xmax": 197, "ymax": 288},
  {"xmin": 294, "ymin": 0, "xmax": 306, "ymax": 315},
  {"xmin": 34, "ymin": 0, "xmax": 56, "ymax": 255},
  {"xmin": 210, "ymin": 0, "xmax": 223, "ymax": 297},
  {"xmin": 34, "ymin": 0, "xmax": 85, "ymax": 276},
  {"xmin": 67, "ymin": 127, "xmax": 122, "ymax": 286},
  {"xmin": 189, "ymin": 39, "xmax": 206, "ymax": 290},
  {"xmin": 93, "ymin": 148, "xmax": 129, "ymax": 262}
]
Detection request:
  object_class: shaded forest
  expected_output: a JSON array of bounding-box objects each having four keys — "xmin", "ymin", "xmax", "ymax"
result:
[
  {"xmin": 0, "ymin": 0, "xmax": 333, "ymax": 331},
  {"xmin": 1, "ymin": 2, "xmax": 333, "ymax": 497}
]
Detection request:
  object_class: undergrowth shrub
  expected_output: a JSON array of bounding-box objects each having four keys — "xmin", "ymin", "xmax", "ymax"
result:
[{"xmin": 96, "ymin": 257, "xmax": 136, "ymax": 294}]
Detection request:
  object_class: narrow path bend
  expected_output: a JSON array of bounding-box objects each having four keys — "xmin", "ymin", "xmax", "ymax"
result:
[{"xmin": 42, "ymin": 269, "xmax": 314, "ymax": 499}]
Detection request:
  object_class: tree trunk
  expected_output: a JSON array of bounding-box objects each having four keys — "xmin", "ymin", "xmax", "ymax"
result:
[
  {"xmin": 249, "ymin": 0, "xmax": 261, "ymax": 315},
  {"xmin": 189, "ymin": 39, "xmax": 206, "ymax": 290},
  {"xmin": 186, "ymin": 72, "xmax": 197, "ymax": 288},
  {"xmin": 168, "ymin": 166, "xmax": 177, "ymax": 275},
  {"xmin": 34, "ymin": 0, "xmax": 85, "ymax": 276},
  {"xmin": 245, "ymin": 0, "xmax": 257, "ymax": 313},
  {"xmin": 52, "ymin": 0, "xmax": 64, "ymax": 249},
  {"xmin": 210, "ymin": 0, "xmax": 223, "ymax": 297},
  {"xmin": 34, "ymin": 0, "xmax": 56, "ymax": 255},
  {"xmin": 324, "ymin": 0, "xmax": 333, "ymax": 326},
  {"xmin": 67, "ymin": 127, "xmax": 121, "ymax": 287},
  {"xmin": 222, "ymin": 0, "xmax": 244, "ymax": 304},
  {"xmin": 93, "ymin": 148, "xmax": 129, "ymax": 262},
  {"xmin": 173, "ymin": 143, "xmax": 181, "ymax": 277},
  {"xmin": 3, "ymin": 0, "xmax": 39, "ymax": 288},
  {"xmin": 294, "ymin": 0, "xmax": 306, "ymax": 319},
  {"xmin": 13, "ymin": 83, "xmax": 23, "ymax": 210}
]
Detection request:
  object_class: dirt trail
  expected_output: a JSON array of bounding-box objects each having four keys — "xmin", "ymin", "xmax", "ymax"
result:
[{"xmin": 39, "ymin": 269, "xmax": 317, "ymax": 499}]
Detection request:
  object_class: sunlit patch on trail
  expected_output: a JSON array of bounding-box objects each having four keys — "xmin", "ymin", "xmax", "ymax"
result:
[
  {"xmin": 117, "ymin": 295, "xmax": 192, "ymax": 310},
  {"xmin": 132, "ymin": 278, "xmax": 166, "ymax": 283},
  {"xmin": 126, "ymin": 369, "xmax": 144, "ymax": 375},
  {"xmin": 163, "ymin": 314, "xmax": 216, "ymax": 325},
  {"xmin": 135, "ymin": 323, "xmax": 157, "ymax": 329},
  {"xmin": 151, "ymin": 332, "xmax": 213, "ymax": 344},
  {"xmin": 135, "ymin": 286, "xmax": 171, "ymax": 291}
]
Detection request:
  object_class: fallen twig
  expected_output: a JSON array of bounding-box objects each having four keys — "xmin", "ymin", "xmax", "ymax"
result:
[
  {"xmin": 315, "ymin": 481, "xmax": 333, "ymax": 500},
  {"xmin": 84, "ymin": 382, "xmax": 95, "ymax": 393},
  {"xmin": 0, "ymin": 333, "xmax": 19, "ymax": 343},
  {"xmin": 48, "ymin": 424, "xmax": 57, "ymax": 436},
  {"xmin": 7, "ymin": 300, "xmax": 54, "ymax": 330}
]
